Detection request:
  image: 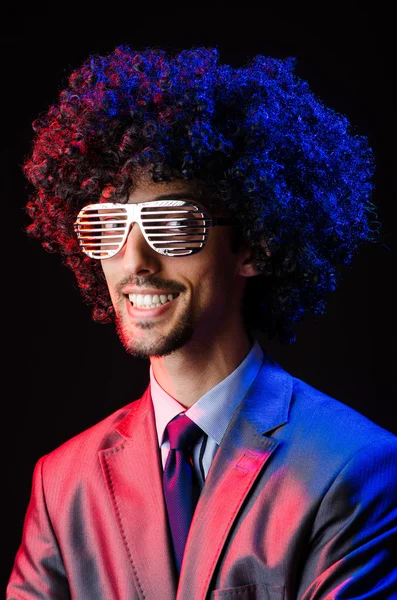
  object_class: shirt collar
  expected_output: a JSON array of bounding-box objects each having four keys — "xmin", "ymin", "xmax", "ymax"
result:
[{"xmin": 150, "ymin": 339, "xmax": 264, "ymax": 447}]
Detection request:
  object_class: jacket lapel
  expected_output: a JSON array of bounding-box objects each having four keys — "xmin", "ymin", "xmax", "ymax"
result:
[
  {"xmin": 177, "ymin": 354, "xmax": 293, "ymax": 600},
  {"xmin": 98, "ymin": 354, "xmax": 293, "ymax": 600},
  {"xmin": 99, "ymin": 387, "xmax": 177, "ymax": 600}
]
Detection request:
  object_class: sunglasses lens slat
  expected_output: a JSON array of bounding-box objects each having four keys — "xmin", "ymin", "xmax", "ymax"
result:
[
  {"xmin": 74, "ymin": 205, "xmax": 129, "ymax": 258},
  {"xmin": 142, "ymin": 206, "xmax": 208, "ymax": 257}
]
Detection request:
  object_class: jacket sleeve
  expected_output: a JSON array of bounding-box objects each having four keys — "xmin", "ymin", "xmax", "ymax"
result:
[
  {"xmin": 7, "ymin": 456, "xmax": 71, "ymax": 599},
  {"xmin": 297, "ymin": 437, "xmax": 397, "ymax": 599}
]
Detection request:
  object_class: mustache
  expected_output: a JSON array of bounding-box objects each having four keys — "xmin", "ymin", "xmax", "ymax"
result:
[{"xmin": 116, "ymin": 275, "xmax": 185, "ymax": 297}]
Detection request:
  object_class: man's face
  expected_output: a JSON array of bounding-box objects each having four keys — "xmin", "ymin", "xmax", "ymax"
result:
[{"xmin": 100, "ymin": 178, "xmax": 253, "ymax": 360}]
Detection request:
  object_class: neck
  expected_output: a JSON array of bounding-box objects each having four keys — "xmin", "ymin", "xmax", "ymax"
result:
[{"xmin": 150, "ymin": 324, "xmax": 254, "ymax": 408}]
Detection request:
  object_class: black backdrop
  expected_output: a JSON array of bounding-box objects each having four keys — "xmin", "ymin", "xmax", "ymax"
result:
[{"xmin": 4, "ymin": 4, "xmax": 393, "ymax": 591}]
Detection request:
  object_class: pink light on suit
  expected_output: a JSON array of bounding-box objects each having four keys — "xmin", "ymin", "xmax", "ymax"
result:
[{"xmin": 7, "ymin": 356, "xmax": 397, "ymax": 599}]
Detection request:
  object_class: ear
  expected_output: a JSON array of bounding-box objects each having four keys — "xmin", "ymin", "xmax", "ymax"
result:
[
  {"xmin": 236, "ymin": 256, "xmax": 262, "ymax": 278},
  {"xmin": 235, "ymin": 238, "xmax": 271, "ymax": 278}
]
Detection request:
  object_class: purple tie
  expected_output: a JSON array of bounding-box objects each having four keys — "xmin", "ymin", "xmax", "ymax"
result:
[{"xmin": 162, "ymin": 414, "xmax": 203, "ymax": 575}]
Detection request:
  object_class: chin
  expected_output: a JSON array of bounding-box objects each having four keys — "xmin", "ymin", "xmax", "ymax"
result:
[{"xmin": 115, "ymin": 310, "xmax": 196, "ymax": 360}]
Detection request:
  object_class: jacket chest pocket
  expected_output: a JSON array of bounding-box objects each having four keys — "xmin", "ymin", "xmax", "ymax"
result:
[{"xmin": 211, "ymin": 583, "xmax": 285, "ymax": 599}]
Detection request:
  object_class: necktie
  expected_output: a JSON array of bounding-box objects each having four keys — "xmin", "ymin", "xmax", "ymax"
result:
[{"xmin": 162, "ymin": 413, "xmax": 203, "ymax": 575}]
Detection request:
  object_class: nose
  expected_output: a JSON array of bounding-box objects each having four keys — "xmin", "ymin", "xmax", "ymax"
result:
[{"xmin": 120, "ymin": 222, "xmax": 161, "ymax": 274}]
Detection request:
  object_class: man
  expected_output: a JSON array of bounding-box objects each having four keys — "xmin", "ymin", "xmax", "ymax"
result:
[{"xmin": 7, "ymin": 46, "xmax": 397, "ymax": 599}]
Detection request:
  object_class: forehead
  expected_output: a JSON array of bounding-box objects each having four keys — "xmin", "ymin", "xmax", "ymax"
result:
[{"xmin": 126, "ymin": 178, "xmax": 208, "ymax": 207}]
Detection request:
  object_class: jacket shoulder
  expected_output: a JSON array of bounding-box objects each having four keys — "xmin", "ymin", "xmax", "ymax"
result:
[
  {"xmin": 288, "ymin": 376, "xmax": 396, "ymax": 453},
  {"xmin": 40, "ymin": 398, "xmax": 140, "ymax": 475}
]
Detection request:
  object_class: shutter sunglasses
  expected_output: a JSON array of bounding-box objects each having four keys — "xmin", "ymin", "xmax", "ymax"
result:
[{"xmin": 74, "ymin": 199, "xmax": 237, "ymax": 259}]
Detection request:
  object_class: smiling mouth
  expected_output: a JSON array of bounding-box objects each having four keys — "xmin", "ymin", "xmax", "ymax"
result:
[{"xmin": 127, "ymin": 292, "xmax": 180, "ymax": 310}]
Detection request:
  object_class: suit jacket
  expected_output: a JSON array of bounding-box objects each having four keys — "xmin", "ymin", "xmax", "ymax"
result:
[{"xmin": 7, "ymin": 354, "xmax": 397, "ymax": 599}]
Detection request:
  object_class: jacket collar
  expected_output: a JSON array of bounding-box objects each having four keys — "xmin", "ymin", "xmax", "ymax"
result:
[{"xmin": 115, "ymin": 351, "xmax": 292, "ymax": 441}]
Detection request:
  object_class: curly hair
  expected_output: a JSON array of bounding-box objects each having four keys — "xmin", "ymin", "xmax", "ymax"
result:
[{"xmin": 24, "ymin": 45, "xmax": 376, "ymax": 343}]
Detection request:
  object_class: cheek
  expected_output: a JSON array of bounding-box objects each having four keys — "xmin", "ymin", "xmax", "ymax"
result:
[
  {"xmin": 100, "ymin": 259, "xmax": 117, "ymax": 281},
  {"xmin": 100, "ymin": 261, "xmax": 118, "ymax": 299},
  {"xmin": 189, "ymin": 248, "xmax": 236, "ymax": 295},
  {"xmin": 191, "ymin": 261, "xmax": 231, "ymax": 308}
]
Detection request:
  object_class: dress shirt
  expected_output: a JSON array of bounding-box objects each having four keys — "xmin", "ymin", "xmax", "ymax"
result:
[{"xmin": 149, "ymin": 339, "xmax": 264, "ymax": 488}]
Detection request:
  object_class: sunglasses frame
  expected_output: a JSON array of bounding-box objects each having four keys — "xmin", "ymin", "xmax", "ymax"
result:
[{"xmin": 73, "ymin": 199, "xmax": 237, "ymax": 259}]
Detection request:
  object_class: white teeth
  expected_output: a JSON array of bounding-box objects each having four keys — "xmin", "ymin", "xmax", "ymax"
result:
[{"xmin": 128, "ymin": 292, "xmax": 179, "ymax": 309}]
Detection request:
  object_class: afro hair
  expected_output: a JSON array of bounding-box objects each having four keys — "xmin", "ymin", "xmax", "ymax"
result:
[{"xmin": 24, "ymin": 46, "xmax": 376, "ymax": 343}]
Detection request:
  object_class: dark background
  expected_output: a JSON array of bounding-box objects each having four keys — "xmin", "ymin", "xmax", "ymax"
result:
[{"xmin": 3, "ymin": 4, "xmax": 393, "ymax": 591}]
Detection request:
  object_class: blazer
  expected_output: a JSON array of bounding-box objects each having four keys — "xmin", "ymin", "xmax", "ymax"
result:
[{"xmin": 7, "ymin": 353, "xmax": 397, "ymax": 599}]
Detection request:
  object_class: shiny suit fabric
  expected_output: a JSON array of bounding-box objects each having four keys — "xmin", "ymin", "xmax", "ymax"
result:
[{"xmin": 7, "ymin": 354, "xmax": 397, "ymax": 599}]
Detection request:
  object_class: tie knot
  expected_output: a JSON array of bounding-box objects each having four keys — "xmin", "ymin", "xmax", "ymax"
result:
[{"xmin": 166, "ymin": 414, "xmax": 202, "ymax": 451}]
